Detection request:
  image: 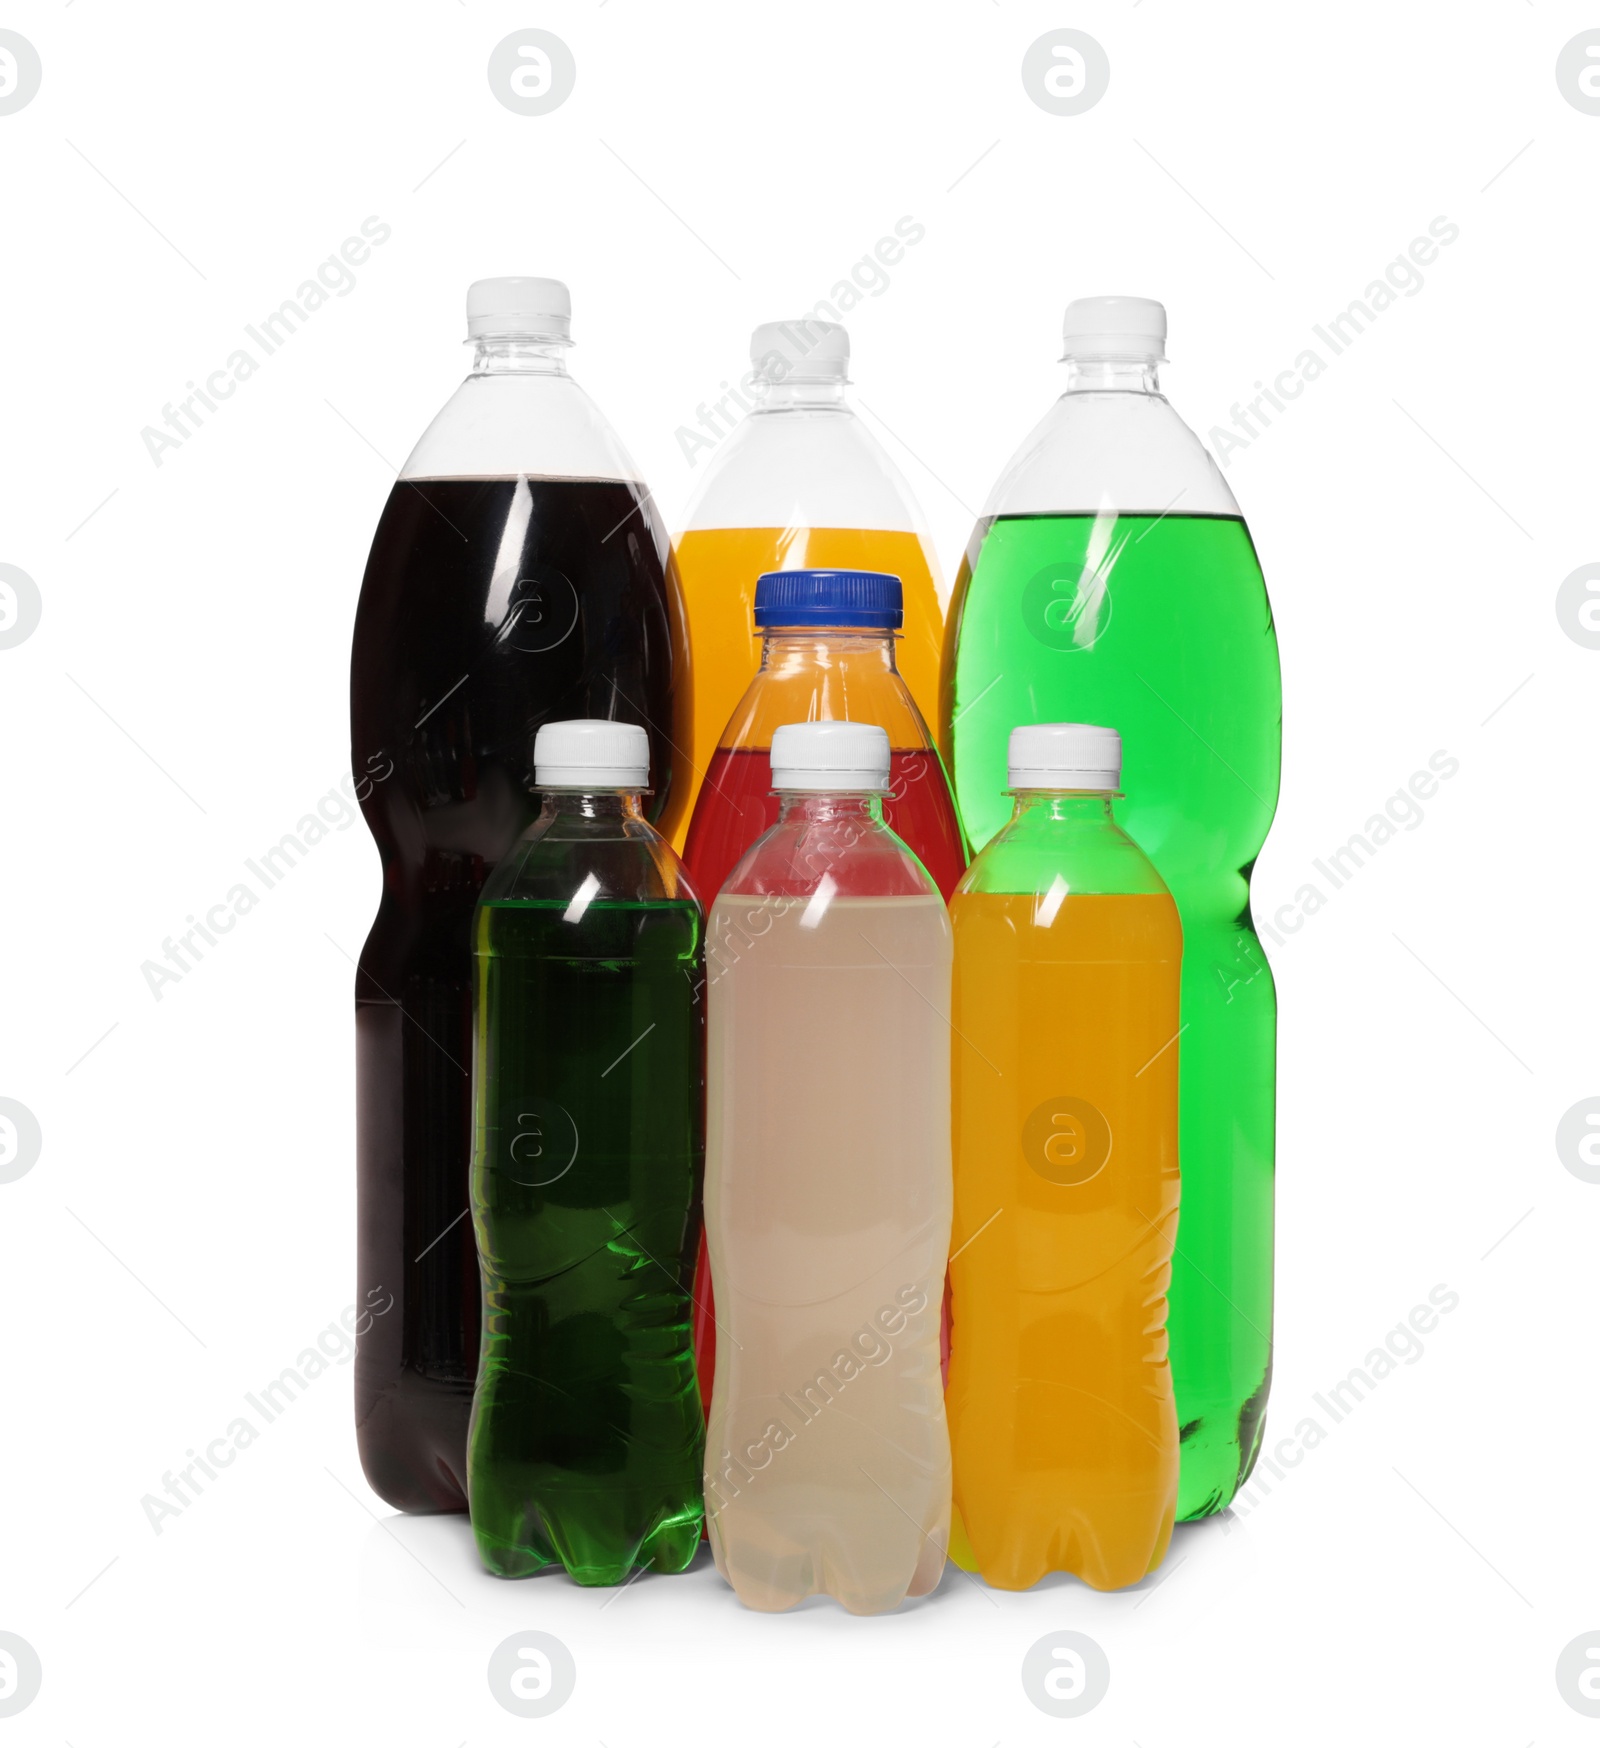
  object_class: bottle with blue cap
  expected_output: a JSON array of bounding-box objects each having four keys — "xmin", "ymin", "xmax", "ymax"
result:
[
  {"xmin": 683, "ymin": 567, "xmax": 965, "ymax": 906},
  {"xmin": 940, "ymin": 295, "xmax": 1281, "ymax": 1520},
  {"xmin": 467, "ymin": 720, "xmax": 706, "ymax": 1583},
  {"xmin": 680, "ymin": 567, "xmax": 964, "ymax": 1413},
  {"xmin": 670, "ymin": 317, "xmax": 946, "ymax": 848}
]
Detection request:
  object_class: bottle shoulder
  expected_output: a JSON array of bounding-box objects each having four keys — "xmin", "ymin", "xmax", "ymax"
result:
[
  {"xmin": 958, "ymin": 815, "xmax": 1170, "ymax": 899},
  {"xmin": 681, "ymin": 406, "xmax": 927, "ymax": 534},
  {"xmin": 719, "ymin": 812, "xmax": 944, "ymax": 903},
  {"xmin": 401, "ymin": 371, "xmax": 643, "ymax": 484},
  {"xmin": 984, "ymin": 390, "xmax": 1240, "ymax": 518},
  {"xmin": 481, "ymin": 812, "xmax": 700, "ymax": 910},
  {"xmin": 716, "ymin": 648, "xmax": 936, "ymax": 754}
]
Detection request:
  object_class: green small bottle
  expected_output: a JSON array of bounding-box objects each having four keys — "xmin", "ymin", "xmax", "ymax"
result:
[
  {"xmin": 468, "ymin": 720, "xmax": 705, "ymax": 1582},
  {"xmin": 940, "ymin": 298, "xmax": 1282, "ymax": 1519}
]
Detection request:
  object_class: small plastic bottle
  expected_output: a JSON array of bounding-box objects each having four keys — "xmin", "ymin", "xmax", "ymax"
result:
[
  {"xmin": 468, "ymin": 720, "xmax": 704, "ymax": 1584},
  {"xmin": 948, "ymin": 724, "xmax": 1181, "ymax": 1591},
  {"xmin": 704, "ymin": 722, "xmax": 952, "ymax": 1614}
]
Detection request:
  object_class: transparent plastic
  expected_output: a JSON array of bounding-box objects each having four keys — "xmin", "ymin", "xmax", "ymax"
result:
[
  {"xmin": 351, "ymin": 325, "xmax": 687, "ymax": 1514},
  {"xmin": 940, "ymin": 353, "xmax": 1280, "ymax": 1520},
  {"xmin": 684, "ymin": 625, "xmax": 967, "ymax": 906},
  {"xmin": 673, "ymin": 375, "xmax": 946, "ymax": 846},
  {"xmin": 948, "ymin": 789, "xmax": 1181, "ymax": 1590},
  {"xmin": 703, "ymin": 790, "xmax": 952, "ymax": 1613},
  {"xmin": 468, "ymin": 787, "xmax": 705, "ymax": 1582}
]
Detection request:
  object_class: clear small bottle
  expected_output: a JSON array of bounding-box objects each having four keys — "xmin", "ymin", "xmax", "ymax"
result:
[
  {"xmin": 672, "ymin": 320, "xmax": 945, "ymax": 846},
  {"xmin": 948, "ymin": 724, "xmax": 1181, "ymax": 1592},
  {"xmin": 704, "ymin": 722, "xmax": 951, "ymax": 1614},
  {"xmin": 468, "ymin": 721, "xmax": 705, "ymax": 1584}
]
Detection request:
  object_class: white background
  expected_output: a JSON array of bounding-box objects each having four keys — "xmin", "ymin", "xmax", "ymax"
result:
[{"xmin": 1, "ymin": 2, "xmax": 1596, "ymax": 1741}]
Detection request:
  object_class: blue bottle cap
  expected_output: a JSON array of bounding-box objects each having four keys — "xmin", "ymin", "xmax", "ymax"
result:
[{"xmin": 753, "ymin": 569, "xmax": 903, "ymax": 630}]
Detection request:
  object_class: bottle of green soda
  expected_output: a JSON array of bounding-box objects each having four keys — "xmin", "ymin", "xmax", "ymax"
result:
[
  {"xmin": 468, "ymin": 719, "xmax": 705, "ymax": 1581},
  {"xmin": 940, "ymin": 296, "xmax": 1281, "ymax": 1519}
]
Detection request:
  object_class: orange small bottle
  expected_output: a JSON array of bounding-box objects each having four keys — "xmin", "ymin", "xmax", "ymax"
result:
[
  {"xmin": 948, "ymin": 723, "xmax": 1181, "ymax": 1591},
  {"xmin": 670, "ymin": 319, "xmax": 944, "ymax": 850}
]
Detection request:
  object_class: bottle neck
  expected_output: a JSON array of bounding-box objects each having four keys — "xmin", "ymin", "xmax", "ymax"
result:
[
  {"xmin": 755, "ymin": 378, "xmax": 849, "ymax": 412},
  {"xmin": 536, "ymin": 789, "xmax": 646, "ymax": 822},
  {"xmin": 1008, "ymin": 791, "xmax": 1118, "ymax": 825},
  {"xmin": 759, "ymin": 627, "xmax": 900, "ymax": 673},
  {"xmin": 775, "ymin": 791, "xmax": 884, "ymax": 826},
  {"xmin": 1063, "ymin": 358, "xmax": 1161, "ymax": 394},
  {"xmin": 470, "ymin": 335, "xmax": 571, "ymax": 377}
]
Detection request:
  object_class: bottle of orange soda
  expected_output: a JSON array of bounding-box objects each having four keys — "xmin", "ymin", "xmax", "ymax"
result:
[{"xmin": 947, "ymin": 723, "xmax": 1181, "ymax": 1590}]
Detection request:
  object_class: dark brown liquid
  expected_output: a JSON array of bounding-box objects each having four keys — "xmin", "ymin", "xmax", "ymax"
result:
[{"xmin": 349, "ymin": 474, "xmax": 680, "ymax": 1512}]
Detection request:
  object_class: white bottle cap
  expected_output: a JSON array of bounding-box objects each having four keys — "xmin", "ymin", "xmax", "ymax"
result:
[
  {"xmin": 534, "ymin": 719, "xmax": 649, "ymax": 788},
  {"xmin": 1060, "ymin": 295, "xmax": 1167, "ymax": 363},
  {"xmin": 750, "ymin": 318, "xmax": 850, "ymax": 384},
  {"xmin": 1008, "ymin": 723, "xmax": 1122, "ymax": 791},
  {"xmin": 467, "ymin": 277, "xmax": 573, "ymax": 343},
  {"xmin": 770, "ymin": 720, "xmax": 890, "ymax": 792}
]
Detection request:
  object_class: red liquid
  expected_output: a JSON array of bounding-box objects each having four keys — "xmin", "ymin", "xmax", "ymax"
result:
[
  {"xmin": 683, "ymin": 746, "xmax": 967, "ymax": 908},
  {"xmin": 682, "ymin": 743, "xmax": 965, "ymax": 1419}
]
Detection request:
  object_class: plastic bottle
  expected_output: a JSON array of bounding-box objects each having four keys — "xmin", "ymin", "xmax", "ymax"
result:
[
  {"xmin": 948, "ymin": 724, "xmax": 1180, "ymax": 1591},
  {"xmin": 940, "ymin": 297, "xmax": 1280, "ymax": 1519},
  {"xmin": 704, "ymin": 721, "xmax": 951, "ymax": 1614},
  {"xmin": 467, "ymin": 721, "xmax": 704, "ymax": 1583},
  {"xmin": 681, "ymin": 567, "xmax": 966, "ymax": 1408},
  {"xmin": 671, "ymin": 319, "xmax": 945, "ymax": 846},
  {"xmin": 350, "ymin": 278, "xmax": 687, "ymax": 1513}
]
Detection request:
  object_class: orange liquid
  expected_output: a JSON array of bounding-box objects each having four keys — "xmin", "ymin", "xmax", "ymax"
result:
[
  {"xmin": 947, "ymin": 890, "xmax": 1181, "ymax": 1592},
  {"xmin": 669, "ymin": 527, "xmax": 944, "ymax": 852}
]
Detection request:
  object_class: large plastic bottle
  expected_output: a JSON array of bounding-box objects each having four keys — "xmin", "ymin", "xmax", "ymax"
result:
[
  {"xmin": 948, "ymin": 724, "xmax": 1180, "ymax": 1591},
  {"xmin": 940, "ymin": 297, "xmax": 1280, "ymax": 1519},
  {"xmin": 704, "ymin": 722, "xmax": 951, "ymax": 1614},
  {"xmin": 671, "ymin": 320, "xmax": 945, "ymax": 846},
  {"xmin": 350, "ymin": 278, "xmax": 686, "ymax": 1513},
  {"xmin": 682, "ymin": 567, "xmax": 965, "ymax": 1408},
  {"xmin": 467, "ymin": 721, "xmax": 704, "ymax": 1583}
]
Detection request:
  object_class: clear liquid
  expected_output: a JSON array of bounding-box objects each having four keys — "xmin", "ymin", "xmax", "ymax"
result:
[{"xmin": 703, "ymin": 892, "xmax": 952, "ymax": 1612}]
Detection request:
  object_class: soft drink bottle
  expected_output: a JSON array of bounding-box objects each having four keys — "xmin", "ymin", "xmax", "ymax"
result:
[
  {"xmin": 350, "ymin": 278, "xmax": 686, "ymax": 1512},
  {"xmin": 941, "ymin": 296, "xmax": 1280, "ymax": 1519},
  {"xmin": 704, "ymin": 722, "xmax": 951, "ymax": 1613},
  {"xmin": 671, "ymin": 319, "xmax": 945, "ymax": 845},
  {"xmin": 467, "ymin": 721, "xmax": 704, "ymax": 1582},
  {"xmin": 948, "ymin": 724, "xmax": 1180, "ymax": 1591},
  {"xmin": 682, "ymin": 568, "xmax": 965, "ymax": 1408}
]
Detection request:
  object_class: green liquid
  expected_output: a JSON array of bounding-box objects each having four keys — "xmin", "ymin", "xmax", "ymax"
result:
[
  {"xmin": 468, "ymin": 897, "xmax": 705, "ymax": 1580},
  {"xmin": 942, "ymin": 512, "xmax": 1281, "ymax": 1519}
]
